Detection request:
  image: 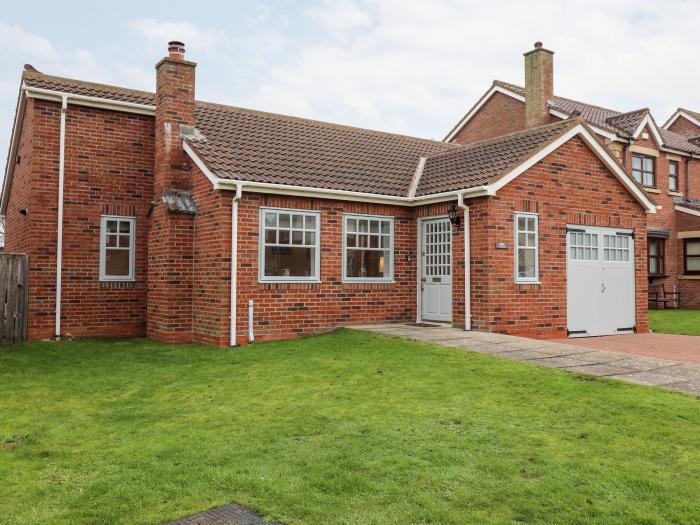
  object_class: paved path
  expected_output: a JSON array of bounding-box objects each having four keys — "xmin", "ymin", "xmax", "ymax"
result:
[
  {"xmin": 352, "ymin": 324, "xmax": 700, "ymax": 396},
  {"xmin": 566, "ymin": 333, "xmax": 700, "ymax": 364}
]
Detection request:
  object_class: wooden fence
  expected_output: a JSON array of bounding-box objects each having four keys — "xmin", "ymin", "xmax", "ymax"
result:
[{"xmin": 0, "ymin": 254, "xmax": 28, "ymax": 345}]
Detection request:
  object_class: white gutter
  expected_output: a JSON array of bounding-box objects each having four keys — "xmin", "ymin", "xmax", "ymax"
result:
[
  {"xmin": 230, "ymin": 183, "xmax": 244, "ymax": 346},
  {"xmin": 457, "ymin": 192, "xmax": 471, "ymax": 330},
  {"xmin": 55, "ymin": 95, "xmax": 68, "ymax": 338},
  {"xmin": 214, "ymin": 176, "xmax": 493, "ymax": 206},
  {"xmin": 24, "ymin": 86, "xmax": 155, "ymax": 116}
]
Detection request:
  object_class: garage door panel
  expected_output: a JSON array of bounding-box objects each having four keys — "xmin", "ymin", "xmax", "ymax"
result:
[{"xmin": 567, "ymin": 227, "xmax": 635, "ymax": 338}]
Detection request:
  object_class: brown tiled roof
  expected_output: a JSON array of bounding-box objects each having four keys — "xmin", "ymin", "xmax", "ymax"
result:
[
  {"xmin": 493, "ymin": 80, "xmax": 621, "ymax": 133},
  {"xmin": 605, "ymin": 108, "xmax": 649, "ymax": 135},
  {"xmin": 679, "ymin": 108, "xmax": 700, "ymax": 122},
  {"xmin": 15, "ymin": 70, "xmax": 622, "ymax": 198},
  {"xmin": 416, "ymin": 119, "xmax": 577, "ymax": 196},
  {"xmin": 492, "ymin": 80, "xmax": 700, "ymax": 154},
  {"xmin": 23, "ymin": 69, "xmax": 155, "ymax": 106},
  {"xmin": 188, "ymin": 101, "xmax": 457, "ymax": 197}
]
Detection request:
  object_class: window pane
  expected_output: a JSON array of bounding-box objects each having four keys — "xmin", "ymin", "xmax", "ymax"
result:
[
  {"xmin": 649, "ymin": 257, "xmax": 657, "ymax": 274},
  {"xmin": 265, "ymin": 229, "xmax": 276, "ymax": 243},
  {"xmin": 279, "ymin": 230, "xmax": 290, "ymax": 244},
  {"xmin": 347, "ymin": 219, "xmax": 356, "ymax": 233},
  {"xmin": 305, "ymin": 232, "xmax": 316, "ymax": 245},
  {"xmin": 118, "ymin": 235, "xmax": 130, "ymax": 248},
  {"xmin": 687, "ymin": 241, "xmax": 700, "ymax": 256},
  {"xmin": 359, "ymin": 220, "xmax": 368, "ymax": 233},
  {"xmin": 669, "ymin": 162, "xmax": 677, "ymax": 176},
  {"xmin": 106, "ymin": 220, "xmax": 118, "ymax": 234},
  {"xmin": 292, "ymin": 231, "xmax": 303, "ymax": 245},
  {"xmin": 305, "ymin": 215, "xmax": 316, "ymax": 229},
  {"xmin": 292, "ymin": 215, "xmax": 303, "ymax": 229},
  {"xmin": 369, "ymin": 221, "xmax": 379, "ymax": 233},
  {"xmin": 381, "ymin": 221, "xmax": 390, "ymax": 234},
  {"xmin": 106, "ymin": 234, "xmax": 117, "ymax": 248},
  {"xmin": 346, "ymin": 234, "xmax": 356, "ymax": 247},
  {"xmin": 105, "ymin": 249, "xmax": 130, "ymax": 276},
  {"xmin": 648, "ymin": 239, "xmax": 657, "ymax": 256},
  {"xmin": 279, "ymin": 214, "xmax": 290, "ymax": 228},
  {"xmin": 264, "ymin": 212, "xmax": 276, "ymax": 227},
  {"xmin": 632, "ymin": 170, "xmax": 642, "ymax": 184},
  {"xmin": 118, "ymin": 221, "xmax": 130, "ymax": 233},
  {"xmin": 346, "ymin": 249, "xmax": 388, "ymax": 278},
  {"xmin": 381, "ymin": 236, "xmax": 390, "ymax": 248},
  {"xmin": 643, "ymin": 157, "xmax": 653, "ymax": 171},
  {"xmin": 688, "ymin": 258, "xmax": 700, "ymax": 272},
  {"xmin": 518, "ymin": 249, "xmax": 535, "ymax": 278},
  {"xmin": 369, "ymin": 235, "xmax": 379, "ymax": 248},
  {"xmin": 517, "ymin": 216, "xmax": 526, "ymax": 230},
  {"xmin": 632, "ymin": 156, "xmax": 642, "ymax": 170},
  {"xmin": 264, "ymin": 246, "xmax": 315, "ymax": 277}
]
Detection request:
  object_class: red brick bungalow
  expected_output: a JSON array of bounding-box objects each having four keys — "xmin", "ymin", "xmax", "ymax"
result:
[
  {"xmin": 446, "ymin": 42, "xmax": 700, "ymax": 308},
  {"xmin": 0, "ymin": 42, "xmax": 656, "ymax": 346}
]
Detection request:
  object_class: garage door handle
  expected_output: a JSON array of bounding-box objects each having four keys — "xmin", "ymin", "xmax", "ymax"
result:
[{"xmin": 601, "ymin": 283, "xmax": 606, "ymax": 293}]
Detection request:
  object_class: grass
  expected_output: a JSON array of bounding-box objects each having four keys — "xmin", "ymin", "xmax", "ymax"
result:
[
  {"xmin": 649, "ymin": 309, "xmax": 700, "ymax": 335},
  {"xmin": 0, "ymin": 330, "xmax": 698, "ymax": 525}
]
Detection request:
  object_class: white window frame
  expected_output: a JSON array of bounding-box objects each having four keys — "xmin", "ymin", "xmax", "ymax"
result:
[
  {"xmin": 99, "ymin": 215, "xmax": 136, "ymax": 282},
  {"xmin": 514, "ymin": 212, "xmax": 539, "ymax": 284},
  {"xmin": 342, "ymin": 213, "xmax": 395, "ymax": 283},
  {"xmin": 258, "ymin": 207, "xmax": 321, "ymax": 283}
]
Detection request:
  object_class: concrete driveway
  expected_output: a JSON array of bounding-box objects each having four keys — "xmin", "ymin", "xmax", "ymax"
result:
[
  {"xmin": 565, "ymin": 333, "xmax": 700, "ymax": 365},
  {"xmin": 353, "ymin": 324, "xmax": 700, "ymax": 396}
]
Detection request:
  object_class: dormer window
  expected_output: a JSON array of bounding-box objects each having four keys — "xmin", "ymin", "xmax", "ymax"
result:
[{"xmin": 632, "ymin": 154, "xmax": 655, "ymax": 188}]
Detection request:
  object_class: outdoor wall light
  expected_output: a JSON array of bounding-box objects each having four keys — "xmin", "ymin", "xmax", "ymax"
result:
[{"xmin": 447, "ymin": 205, "xmax": 460, "ymax": 228}]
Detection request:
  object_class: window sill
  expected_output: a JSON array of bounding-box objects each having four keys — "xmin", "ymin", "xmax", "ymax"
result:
[
  {"xmin": 515, "ymin": 280, "xmax": 541, "ymax": 286},
  {"xmin": 259, "ymin": 279, "xmax": 321, "ymax": 284},
  {"xmin": 680, "ymin": 275, "xmax": 700, "ymax": 280},
  {"xmin": 342, "ymin": 279, "xmax": 395, "ymax": 285},
  {"xmin": 668, "ymin": 191, "xmax": 683, "ymax": 197},
  {"xmin": 644, "ymin": 187, "xmax": 661, "ymax": 194}
]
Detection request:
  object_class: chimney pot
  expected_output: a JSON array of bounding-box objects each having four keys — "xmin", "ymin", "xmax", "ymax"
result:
[
  {"xmin": 168, "ymin": 41, "xmax": 186, "ymax": 60},
  {"xmin": 534, "ymin": 41, "xmax": 543, "ymax": 49}
]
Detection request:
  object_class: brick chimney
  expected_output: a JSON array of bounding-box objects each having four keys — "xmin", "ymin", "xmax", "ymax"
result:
[
  {"xmin": 148, "ymin": 42, "xmax": 197, "ymax": 344},
  {"xmin": 154, "ymin": 41, "xmax": 196, "ymax": 193},
  {"xmin": 524, "ymin": 41, "xmax": 554, "ymax": 128}
]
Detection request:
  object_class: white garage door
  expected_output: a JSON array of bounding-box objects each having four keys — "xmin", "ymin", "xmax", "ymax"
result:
[{"xmin": 567, "ymin": 226, "xmax": 636, "ymax": 337}]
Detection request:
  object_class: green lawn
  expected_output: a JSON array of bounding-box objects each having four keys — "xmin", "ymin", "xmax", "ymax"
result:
[
  {"xmin": 1, "ymin": 330, "xmax": 698, "ymax": 525},
  {"xmin": 649, "ymin": 309, "xmax": 700, "ymax": 335}
]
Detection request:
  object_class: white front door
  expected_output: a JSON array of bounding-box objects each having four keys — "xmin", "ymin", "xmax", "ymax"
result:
[
  {"xmin": 421, "ymin": 218, "xmax": 452, "ymax": 322},
  {"xmin": 567, "ymin": 225, "xmax": 636, "ymax": 337}
]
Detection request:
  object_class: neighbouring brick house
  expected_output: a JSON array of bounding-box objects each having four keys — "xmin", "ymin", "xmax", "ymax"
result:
[
  {"xmin": 0, "ymin": 42, "xmax": 656, "ymax": 346},
  {"xmin": 446, "ymin": 42, "xmax": 700, "ymax": 308}
]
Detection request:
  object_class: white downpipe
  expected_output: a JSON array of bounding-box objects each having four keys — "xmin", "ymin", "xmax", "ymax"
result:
[
  {"xmin": 55, "ymin": 95, "xmax": 68, "ymax": 338},
  {"xmin": 458, "ymin": 193, "xmax": 471, "ymax": 331},
  {"xmin": 247, "ymin": 300, "xmax": 254, "ymax": 343},
  {"xmin": 229, "ymin": 183, "xmax": 244, "ymax": 346}
]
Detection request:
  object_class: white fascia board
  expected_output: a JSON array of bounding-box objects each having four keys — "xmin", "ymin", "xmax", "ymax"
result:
[
  {"xmin": 24, "ymin": 85, "xmax": 155, "ymax": 116},
  {"xmin": 675, "ymin": 205, "xmax": 700, "ymax": 217},
  {"xmin": 632, "ymin": 113, "xmax": 664, "ymax": 147},
  {"xmin": 443, "ymin": 85, "xmax": 525, "ymax": 142},
  {"xmin": 0, "ymin": 90, "xmax": 27, "ymax": 216},
  {"xmin": 664, "ymin": 110, "xmax": 700, "ymax": 130},
  {"xmin": 489, "ymin": 124, "xmax": 656, "ymax": 214}
]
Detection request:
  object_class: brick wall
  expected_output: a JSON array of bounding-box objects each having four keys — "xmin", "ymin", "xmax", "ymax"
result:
[
  {"xmin": 6, "ymin": 98, "xmax": 154, "ymax": 339},
  {"xmin": 231, "ymin": 192, "xmax": 418, "ymax": 345},
  {"xmin": 667, "ymin": 115, "xmax": 700, "ymax": 139},
  {"xmin": 470, "ymin": 135, "xmax": 649, "ymax": 338},
  {"xmin": 450, "ymin": 91, "xmax": 557, "ymax": 145},
  {"xmin": 676, "ymin": 209, "xmax": 700, "ymax": 306}
]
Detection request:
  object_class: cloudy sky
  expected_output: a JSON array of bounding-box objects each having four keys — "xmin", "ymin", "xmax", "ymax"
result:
[{"xmin": 2, "ymin": 0, "xmax": 700, "ymax": 179}]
